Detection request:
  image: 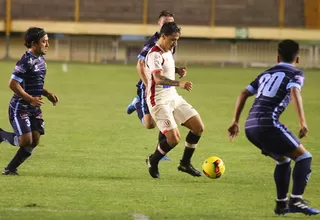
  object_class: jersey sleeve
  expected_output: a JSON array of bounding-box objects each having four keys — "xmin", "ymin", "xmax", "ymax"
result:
[
  {"xmin": 246, "ymin": 75, "xmax": 260, "ymax": 94},
  {"xmin": 11, "ymin": 59, "xmax": 29, "ymax": 83},
  {"xmin": 147, "ymin": 52, "xmax": 163, "ymax": 74},
  {"xmin": 287, "ymin": 71, "xmax": 305, "ymax": 91},
  {"xmin": 137, "ymin": 44, "xmax": 151, "ymax": 61}
]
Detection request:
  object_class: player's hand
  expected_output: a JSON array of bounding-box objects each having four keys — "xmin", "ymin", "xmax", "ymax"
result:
[
  {"xmin": 46, "ymin": 93, "xmax": 59, "ymax": 106},
  {"xmin": 177, "ymin": 67, "xmax": 187, "ymax": 79},
  {"xmin": 228, "ymin": 122, "xmax": 239, "ymax": 141},
  {"xmin": 30, "ymin": 97, "xmax": 45, "ymax": 107},
  {"xmin": 179, "ymin": 81, "xmax": 193, "ymax": 92},
  {"xmin": 298, "ymin": 125, "xmax": 308, "ymax": 139}
]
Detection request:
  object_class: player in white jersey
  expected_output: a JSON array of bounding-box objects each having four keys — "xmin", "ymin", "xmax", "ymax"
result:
[{"xmin": 145, "ymin": 22, "xmax": 205, "ymax": 178}]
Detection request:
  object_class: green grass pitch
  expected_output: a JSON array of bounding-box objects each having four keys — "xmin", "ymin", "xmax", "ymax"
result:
[{"xmin": 0, "ymin": 62, "xmax": 319, "ymax": 220}]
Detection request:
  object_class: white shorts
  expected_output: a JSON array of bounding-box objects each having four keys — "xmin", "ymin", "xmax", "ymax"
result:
[{"xmin": 149, "ymin": 96, "xmax": 199, "ymax": 133}]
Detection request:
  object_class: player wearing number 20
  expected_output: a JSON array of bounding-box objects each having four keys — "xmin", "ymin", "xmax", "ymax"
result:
[{"xmin": 228, "ymin": 39, "xmax": 319, "ymax": 215}]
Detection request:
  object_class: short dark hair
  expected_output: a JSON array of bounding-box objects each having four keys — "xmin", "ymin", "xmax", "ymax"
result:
[
  {"xmin": 158, "ymin": 10, "xmax": 174, "ymax": 19},
  {"xmin": 278, "ymin": 39, "xmax": 299, "ymax": 63},
  {"xmin": 160, "ymin": 22, "xmax": 181, "ymax": 36},
  {"xmin": 24, "ymin": 27, "xmax": 47, "ymax": 48}
]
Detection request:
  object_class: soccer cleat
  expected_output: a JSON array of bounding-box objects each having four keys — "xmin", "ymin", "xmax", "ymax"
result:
[
  {"xmin": 274, "ymin": 200, "xmax": 289, "ymax": 215},
  {"xmin": 289, "ymin": 198, "xmax": 320, "ymax": 215},
  {"xmin": 146, "ymin": 155, "xmax": 160, "ymax": 178},
  {"xmin": 2, "ymin": 168, "xmax": 19, "ymax": 176},
  {"xmin": 177, "ymin": 161, "xmax": 202, "ymax": 177},
  {"xmin": 126, "ymin": 95, "xmax": 140, "ymax": 114}
]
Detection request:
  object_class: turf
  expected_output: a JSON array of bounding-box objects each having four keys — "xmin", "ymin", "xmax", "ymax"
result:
[{"xmin": 0, "ymin": 62, "xmax": 319, "ymax": 220}]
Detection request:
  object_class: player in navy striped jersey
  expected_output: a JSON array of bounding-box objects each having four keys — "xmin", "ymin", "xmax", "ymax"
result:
[
  {"xmin": 0, "ymin": 27, "xmax": 59, "ymax": 175},
  {"xmin": 228, "ymin": 39, "xmax": 319, "ymax": 215}
]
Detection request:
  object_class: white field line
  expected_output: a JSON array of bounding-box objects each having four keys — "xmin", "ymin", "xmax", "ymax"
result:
[{"xmin": 2, "ymin": 208, "xmax": 150, "ymax": 219}]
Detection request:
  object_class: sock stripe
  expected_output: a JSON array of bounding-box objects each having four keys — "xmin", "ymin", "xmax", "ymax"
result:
[
  {"xmin": 276, "ymin": 157, "xmax": 291, "ymax": 165},
  {"xmin": 290, "ymin": 194, "xmax": 303, "ymax": 199},
  {"xmin": 295, "ymin": 152, "xmax": 312, "ymax": 162},
  {"xmin": 185, "ymin": 142, "xmax": 197, "ymax": 149},
  {"xmin": 157, "ymin": 144, "xmax": 166, "ymax": 155}
]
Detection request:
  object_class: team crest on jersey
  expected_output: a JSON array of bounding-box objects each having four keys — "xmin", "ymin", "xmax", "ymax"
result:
[
  {"xmin": 34, "ymin": 65, "xmax": 40, "ymax": 72},
  {"xmin": 20, "ymin": 113, "xmax": 29, "ymax": 119},
  {"xmin": 28, "ymin": 58, "xmax": 36, "ymax": 65},
  {"xmin": 36, "ymin": 113, "xmax": 43, "ymax": 119},
  {"xmin": 163, "ymin": 119, "xmax": 171, "ymax": 128}
]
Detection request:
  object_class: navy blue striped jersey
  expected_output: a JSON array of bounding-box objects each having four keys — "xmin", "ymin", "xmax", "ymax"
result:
[
  {"xmin": 245, "ymin": 62, "xmax": 305, "ymax": 129},
  {"xmin": 136, "ymin": 32, "xmax": 160, "ymax": 88},
  {"xmin": 136, "ymin": 32, "xmax": 176, "ymax": 88},
  {"xmin": 10, "ymin": 51, "xmax": 47, "ymax": 111}
]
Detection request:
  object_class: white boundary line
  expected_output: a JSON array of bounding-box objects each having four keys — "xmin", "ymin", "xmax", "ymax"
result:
[{"xmin": 2, "ymin": 208, "xmax": 150, "ymax": 219}]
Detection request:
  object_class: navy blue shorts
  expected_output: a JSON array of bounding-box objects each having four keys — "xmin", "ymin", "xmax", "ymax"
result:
[
  {"xmin": 9, "ymin": 106, "xmax": 45, "ymax": 136},
  {"xmin": 245, "ymin": 123, "xmax": 300, "ymax": 160},
  {"xmin": 136, "ymin": 85, "xmax": 150, "ymax": 121}
]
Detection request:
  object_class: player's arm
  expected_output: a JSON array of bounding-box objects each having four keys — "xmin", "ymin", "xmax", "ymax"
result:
[
  {"xmin": 228, "ymin": 88, "xmax": 255, "ymax": 141},
  {"xmin": 231, "ymin": 88, "xmax": 253, "ymax": 125},
  {"xmin": 152, "ymin": 70, "xmax": 192, "ymax": 92},
  {"xmin": 175, "ymin": 67, "xmax": 187, "ymax": 78},
  {"xmin": 290, "ymin": 87, "xmax": 308, "ymax": 138},
  {"xmin": 43, "ymin": 88, "xmax": 59, "ymax": 106},
  {"xmin": 288, "ymin": 72, "xmax": 307, "ymax": 138},
  {"xmin": 148, "ymin": 51, "xmax": 192, "ymax": 91},
  {"xmin": 136, "ymin": 59, "xmax": 148, "ymax": 86},
  {"xmin": 8, "ymin": 78, "xmax": 44, "ymax": 107}
]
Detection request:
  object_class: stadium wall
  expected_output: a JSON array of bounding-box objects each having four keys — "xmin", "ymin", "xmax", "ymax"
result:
[{"xmin": 1, "ymin": 35, "xmax": 319, "ymax": 69}]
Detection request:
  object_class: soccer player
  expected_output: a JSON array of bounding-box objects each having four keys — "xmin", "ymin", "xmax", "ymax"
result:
[
  {"xmin": 228, "ymin": 39, "xmax": 319, "ymax": 215},
  {"xmin": 145, "ymin": 22, "xmax": 204, "ymax": 178},
  {"xmin": 0, "ymin": 27, "xmax": 59, "ymax": 175},
  {"xmin": 126, "ymin": 10, "xmax": 186, "ymax": 131}
]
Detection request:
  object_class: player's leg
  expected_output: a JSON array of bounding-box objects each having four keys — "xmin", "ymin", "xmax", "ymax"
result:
[
  {"xmin": 245, "ymin": 127, "xmax": 291, "ymax": 215},
  {"xmin": 127, "ymin": 84, "xmax": 143, "ymax": 115},
  {"xmin": 174, "ymin": 98, "xmax": 204, "ymax": 176},
  {"xmin": 264, "ymin": 125, "xmax": 318, "ymax": 215},
  {"xmin": 285, "ymin": 144, "xmax": 319, "ymax": 215},
  {"xmin": 273, "ymin": 156, "xmax": 291, "ymax": 215},
  {"xmin": 146, "ymin": 105, "xmax": 179, "ymax": 178},
  {"xmin": 126, "ymin": 95, "xmax": 140, "ymax": 114},
  {"xmin": 3, "ymin": 112, "xmax": 44, "ymax": 176},
  {"xmin": 0, "ymin": 128, "xmax": 19, "ymax": 146},
  {"xmin": 177, "ymin": 114, "xmax": 204, "ymax": 176},
  {"xmin": 137, "ymin": 99, "xmax": 156, "ymax": 129},
  {"xmin": 0, "ymin": 108, "xmax": 20, "ymax": 147},
  {"xmin": 146, "ymin": 128, "xmax": 180, "ymax": 178}
]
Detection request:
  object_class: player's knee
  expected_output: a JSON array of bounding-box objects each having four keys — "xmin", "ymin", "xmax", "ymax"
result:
[
  {"xmin": 19, "ymin": 137, "xmax": 33, "ymax": 147},
  {"xmin": 143, "ymin": 116, "xmax": 156, "ymax": 129},
  {"xmin": 295, "ymin": 151, "xmax": 312, "ymax": 162},
  {"xmin": 276, "ymin": 157, "xmax": 291, "ymax": 165},
  {"xmin": 193, "ymin": 123, "xmax": 205, "ymax": 136},
  {"xmin": 145, "ymin": 123, "xmax": 156, "ymax": 129},
  {"xmin": 198, "ymin": 123, "xmax": 205, "ymax": 134},
  {"xmin": 167, "ymin": 134, "xmax": 180, "ymax": 147},
  {"xmin": 31, "ymin": 139, "xmax": 40, "ymax": 148}
]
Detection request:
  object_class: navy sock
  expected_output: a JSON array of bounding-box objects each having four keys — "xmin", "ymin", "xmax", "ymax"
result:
[
  {"xmin": 274, "ymin": 158, "xmax": 291, "ymax": 200},
  {"xmin": 6, "ymin": 147, "xmax": 33, "ymax": 171},
  {"xmin": 158, "ymin": 131, "xmax": 166, "ymax": 143},
  {"xmin": 0, "ymin": 129, "xmax": 18, "ymax": 146},
  {"xmin": 292, "ymin": 152, "xmax": 312, "ymax": 196},
  {"xmin": 181, "ymin": 131, "xmax": 201, "ymax": 165},
  {"xmin": 150, "ymin": 139, "xmax": 173, "ymax": 165}
]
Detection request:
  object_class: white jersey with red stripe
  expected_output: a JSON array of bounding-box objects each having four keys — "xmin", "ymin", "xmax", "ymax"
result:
[{"xmin": 145, "ymin": 44, "xmax": 178, "ymax": 107}]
